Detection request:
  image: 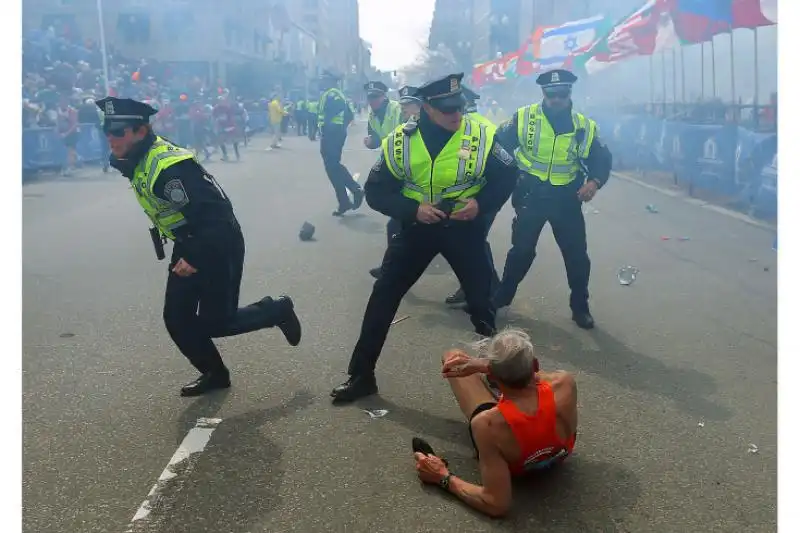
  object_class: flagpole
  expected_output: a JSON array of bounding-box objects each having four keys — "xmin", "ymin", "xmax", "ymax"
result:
[
  {"xmin": 729, "ymin": 31, "xmax": 736, "ymax": 105},
  {"xmin": 671, "ymin": 48, "xmax": 677, "ymax": 105},
  {"xmin": 649, "ymin": 54, "xmax": 655, "ymax": 103},
  {"xmin": 96, "ymin": 0, "xmax": 111, "ymax": 96},
  {"xmin": 680, "ymin": 45, "xmax": 686, "ymax": 102},
  {"xmin": 700, "ymin": 42, "xmax": 705, "ymax": 100},
  {"xmin": 711, "ymin": 37, "xmax": 717, "ymax": 98},
  {"xmin": 661, "ymin": 51, "xmax": 667, "ymax": 108},
  {"xmin": 754, "ymin": 27, "xmax": 759, "ymax": 113}
]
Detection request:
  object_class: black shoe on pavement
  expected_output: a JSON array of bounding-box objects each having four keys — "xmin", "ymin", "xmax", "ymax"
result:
[
  {"xmin": 276, "ymin": 296, "xmax": 302, "ymax": 346},
  {"xmin": 331, "ymin": 374, "xmax": 378, "ymax": 403},
  {"xmin": 351, "ymin": 188, "xmax": 364, "ymax": 210},
  {"xmin": 572, "ymin": 310, "xmax": 595, "ymax": 330},
  {"xmin": 180, "ymin": 371, "xmax": 231, "ymax": 397},
  {"xmin": 445, "ymin": 288, "xmax": 467, "ymax": 308},
  {"xmin": 332, "ymin": 205, "xmax": 351, "ymax": 217},
  {"xmin": 369, "ymin": 267, "xmax": 382, "ymax": 279},
  {"xmin": 411, "ymin": 437, "xmax": 449, "ymax": 466}
]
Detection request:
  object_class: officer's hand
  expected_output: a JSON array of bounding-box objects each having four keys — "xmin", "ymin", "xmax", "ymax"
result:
[
  {"xmin": 578, "ymin": 180, "xmax": 599, "ymax": 203},
  {"xmin": 172, "ymin": 258, "xmax": 198, "ymax": 277},
  {"xmin": 416, "ymin": 203, "xmax": 447, "ymax": 224},
  {"xmin": 450, "ymin": 199, "xmax": 479, "ymax": 221}
]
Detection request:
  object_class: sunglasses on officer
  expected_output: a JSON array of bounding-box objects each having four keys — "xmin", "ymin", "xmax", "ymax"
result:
[
  {"xmin": 543, "ymin": 88, "xmax": 572, "ymax": 100},
  {"xmin": 432, "ymin": 103, "xmax": 465, "ymax": 115},
  {"xmin": 103, "ymin": 121, "xmax": 145, "ymax": 138}
]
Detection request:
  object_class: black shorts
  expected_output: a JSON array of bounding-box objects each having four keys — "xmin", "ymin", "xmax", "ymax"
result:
[
  {"xmin": 468, "ymin": 402, "xmax": 497, "ymax": 456},
  {"xmin": 62, "ymin": 132, "xmax": 79, "ymax": 148}
]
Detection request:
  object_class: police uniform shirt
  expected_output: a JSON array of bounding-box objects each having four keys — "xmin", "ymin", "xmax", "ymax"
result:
[
  {"xmin": 99, "ymin": 97, "xmax": 237, "ymax": 268},
  {"xmin": 495, "ymin": 69, "xmax": 612, "ymax": 187},
  {"xmin": 364, "ymin": 76, "xmax": 518, "ymax": 223},
  {"xmin": 320, "ymin": 71, "xmax": 348, "ymax": 128}
]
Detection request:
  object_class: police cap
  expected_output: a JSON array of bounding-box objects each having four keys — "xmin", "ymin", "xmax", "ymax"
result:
[
  {"xmin": 364, "ymin": 81, "xmax": 388, "ymax": 96},
  {"xmin": 535, "ymin": 69, "xmax": 578, "ymax": 90},
  {"xmin": 462, "ymin": 85, "xmax": 480, "ymax": 103},
  {"xmin": 398, "ymin": 85, "xmax": 421, "ymax": 104},
  {"xmin": 96, "ymin": 97, "xmax": 157, "ymax": 133},
  {"xmin": 416, "ymin": 73, "xmax": 465, "ymax": 110}
]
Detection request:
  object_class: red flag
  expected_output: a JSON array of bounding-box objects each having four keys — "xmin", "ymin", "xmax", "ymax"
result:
[{"xmin": 732, "ymin": 0, "xmax": 775, "ymax": 28}]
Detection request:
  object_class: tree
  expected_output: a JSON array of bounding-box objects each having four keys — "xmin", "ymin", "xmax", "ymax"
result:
[{"xmin": 398, "ymin": 41, "xmax": 458, "ymax": 86}]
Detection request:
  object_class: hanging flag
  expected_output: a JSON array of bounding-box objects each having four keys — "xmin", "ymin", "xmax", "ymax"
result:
[
  {"xmin": 732, "ymin": 0, "xmax": 777, "ymax": 27},
  {"xmin": 671, "ymin": 0, "xmax": 733, "ymax": 43},
  {"xmin": 533, "ymin": 15, "xmax": 614, "ymax": 70},
  {"xmin": 580, "ymin": 0, "xmax": 676, "ymax": 74}
]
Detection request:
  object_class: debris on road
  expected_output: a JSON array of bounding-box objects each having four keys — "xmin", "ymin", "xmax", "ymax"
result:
[
  {"xmin": 748, "ymin": 443, "xmax": 759, "ymax": 454},
  {"xmin": 660, "ymin": 236, "xmax": 671, "ymax": 241},
  {"xmin": 678, "ymin": 236, "xmax": 691, "ymax": 242},
  {"xmin": 363, "ymin": 409, "xmax": 389, "ymax": 419},
  {"xmin": 298, "ymin": 222, "xmax": 315, "ymax": 241},
  {"xmin": 697, "ymin": 421, "xmax": 705, "ymax": 428},
  {"xmin": 617, "ymin": 266, "xmax": 639, "ymax": 286},
  {"xmin": 59, "ymin": 332, "xmax": 75, "ymax": 338},
  {"xmin": 391, "ymin": 315, "xmax": 410, "ymax": 326},
  {"xmin": 646, "ymin": 204, "xmax": 659, "ymax": 213}
]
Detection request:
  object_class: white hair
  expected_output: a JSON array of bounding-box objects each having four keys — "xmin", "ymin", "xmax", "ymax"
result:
[{"xmin": 470, "ymin": 327, "xmax": 536, "ymax": 388}]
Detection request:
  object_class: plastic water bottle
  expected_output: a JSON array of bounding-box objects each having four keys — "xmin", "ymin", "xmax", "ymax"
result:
[{"xmin": 617, "ymin": 266, "xmax": 639, "ymax": 286}]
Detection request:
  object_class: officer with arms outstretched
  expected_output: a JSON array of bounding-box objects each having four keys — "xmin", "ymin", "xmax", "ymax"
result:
[
  {"xmin": 330, "ymin": 73, "xmax": 518, "ymax": 403},
  {"xmin": 492, "ymin": 69, "xmax": 612, "ymax": 329},
  {"xmin": 97, "ymin": 97, "xmax": 302, "ymax": 397}
]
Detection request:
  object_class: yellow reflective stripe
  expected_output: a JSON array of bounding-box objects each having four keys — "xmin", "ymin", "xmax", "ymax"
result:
[
  {"xmin": 386, "ymin": 142, "xmax": 404, "ymax": 178},
  {"xmin": 146, "ymin": 150, "xmax": 193, "ymax": 189},
  {"xmin": 440, "ymin": 178, "xmax": 486, "ymax": 195},
  {"xmin": 402, "ymin": 134, "xmax": 412, "ymax": 178},
  {"xmin": 455, "ymin": 120, "xmax": 472, "ymax": 184},
  {"xmin": 473, "ymin": 123, "xmax": 489, "ymax": 178}
]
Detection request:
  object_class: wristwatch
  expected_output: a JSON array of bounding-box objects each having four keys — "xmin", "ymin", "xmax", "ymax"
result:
[{"xmin": 439, "ymin": 472, "xmax": 454, "ymax": 490}]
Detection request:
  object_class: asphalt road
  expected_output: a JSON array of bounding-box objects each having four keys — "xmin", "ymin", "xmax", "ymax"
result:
[{"xmin": 22, "ymin": 123, "xmax": 777, "ymax": 533}]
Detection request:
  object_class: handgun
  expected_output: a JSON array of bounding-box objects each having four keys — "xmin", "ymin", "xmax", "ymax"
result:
[{"xmin": 149, "ymin": 227, "xmax": 166, "ymax": 261}]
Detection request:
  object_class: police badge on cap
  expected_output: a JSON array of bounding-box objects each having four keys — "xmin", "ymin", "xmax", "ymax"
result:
[{"xmin": 536, "ymin": 69, "xmax": 578, "ymax": 89}]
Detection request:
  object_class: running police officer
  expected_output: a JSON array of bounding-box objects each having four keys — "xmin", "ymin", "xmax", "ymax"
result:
[
  {"xmin": 492, "ymin": 69, "xmax": 612, "ymax": 329},
  {"xmin": 365, "ymin": 83, "xmax": 412, "ymax": 279},
  {"xmin": 444, "ymin": 85, "xmax": 504, "ymax": 308},
  {"xmin": 318, "ymin": 70, "xmax": 362, "ymax": 216},
  {"xmin": 97, "ymin": 97, "xmax": 302, "ymax": 397},
  {"xmin": 363, "ymin": 81, "xmax": 402, "ymax": 149},
  {"xmin": 330, "ymin": 73, "xmax": 518, "ymax": 403}
]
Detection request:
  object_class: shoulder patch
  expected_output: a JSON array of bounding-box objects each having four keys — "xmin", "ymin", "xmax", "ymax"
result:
[
  {"xmin": 492, "ymin": 142, "xmax": 515, "ymax": 166},
  {"xmin": 163, "ymin": 178, "xmax": 189, "ymax": 204}
]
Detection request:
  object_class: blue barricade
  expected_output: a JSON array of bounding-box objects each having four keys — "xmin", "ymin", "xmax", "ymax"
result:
[
  {"xmin": 21, "ymin": 111, "xmax": 272, "ymax": 173},
  {"xmin": 596, "ymin": 114, "xmax": 777, "ymax": 216}
]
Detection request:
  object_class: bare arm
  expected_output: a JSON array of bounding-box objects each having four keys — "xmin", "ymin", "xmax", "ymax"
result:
[{"xmin": 446, "ymin": 415, "xmax": 513, "ymax": 517}]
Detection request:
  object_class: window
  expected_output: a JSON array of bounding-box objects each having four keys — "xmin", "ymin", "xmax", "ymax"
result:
[{"xmin": 117, "ymin": 14, "xmax": 151, "ymax": 44}]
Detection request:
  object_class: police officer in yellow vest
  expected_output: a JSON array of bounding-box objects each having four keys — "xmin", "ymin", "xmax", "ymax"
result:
[
  {"xmin": 485, "ymin": 101, "xmax": 508, "ymax": 125},
  {"xmin": 363, "ymin": 81, "xmax": 402, "ymax": 149},
  {"xmin": 307, "ymin": 96, "xmax": 319, "ymax": 141},
  {"xmin": 330, "ymin": 73, "xmax": 518, "ymax": 402},
  {"xmin": 96, "ymin": 97, "xmax": 302, "ymax": 397},
  {"xmin": 398, "ymin": 85, "xmax": 422, "ymax": 121},
  {"xmin": 318, "ymin": 70, "xmax": 362, "ymax": 216},
  {"xmin": 295, "ymin": 98, "xmax": 307, "ymax": 136},
  {"xmin": 493, "ymin": 69, "xmax": 612, "ymax": 329},
  {"xmin": 369, "ymin": 84, "xmax": 422, "ymax": 280},
  {"xmin": 444, "ymin": 85, "xmax": 503, "ymax": 308}
]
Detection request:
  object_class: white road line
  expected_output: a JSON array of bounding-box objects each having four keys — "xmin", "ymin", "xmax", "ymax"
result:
[
  {"xmin": 125, "ymin": 417, "xmax": 222, "ymax": 531},
  {"xmin": 612, "ymin": 171, "xmax": 776, "ymax": 231}
]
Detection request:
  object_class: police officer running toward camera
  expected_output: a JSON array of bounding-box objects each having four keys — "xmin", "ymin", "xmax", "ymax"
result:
[
  {"xmin": 444, "ymin": 85, "xmax": 504, "ymax": 308},
  {"xmin": 317, "ymin": 70, "xmax": 363, "ymax": 216},
  {"xmin": 97, "ymin": 97, "xmax": 302, "ymax": 397},
  {"xmin": 364, "ymin": 83, "xmax": 415, "ymax": 279},
  {"xmin": 492, "ymin": 69, "xmax": 612, "ymax": 329},
  {"xmin": 330, "ymin": 73, "xmax": 518, "ymax": 403}
]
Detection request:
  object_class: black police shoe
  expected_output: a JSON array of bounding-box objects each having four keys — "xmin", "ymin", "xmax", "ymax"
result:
[
  {"xmin": 330, "ymin": 374, "xmax": 378, "ymax": 403},
  {"xmin": 180, "ymin": 371, "xmax": 231, "ymax": 397},
  {"xmin": 445, "ymin": 288, "xmax": 467, "ymax": 308},
  {"xmin": 332, "ymin": 206, "xmax": 350, "ymax": 217},
  {"xmin": 351, "ymin": 188, "xmax": 364, "ymax": 210},
  {"xmin": 572, "ymin": 310, "xmax": 595, "ymax": 330},
  {"xmin": 369, "ymin": 267, "xmax": 382, "ymax": 279},
  {"xmin": 276, "ymin": 296, "xmax": 302, "ymax": 346}
]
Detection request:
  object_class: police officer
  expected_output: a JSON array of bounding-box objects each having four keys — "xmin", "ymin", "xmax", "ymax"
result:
[
  {"xmin": 330, "ymin": 73, "xmax": 518, "ymax": 402},
  {"xmin": 97, "ymin": 97, "xmax": 303, "ymax": 396},
  {"xmin": 307, "ymin": 95, "xmax": 319, "ymax": 141},
  {"xmin": 398, "ymin": 85, "xmax": 422, "ymax": 121},
  {"xmin": 317, "ymin": 70, "xmax": 363, "ymax": 216},
  {"xmin": 486, "ymin": 100, "xmax": 508, "ymax": 125},
  {"xmin": 444, "ymin": 85, "xmax": 503, "ymax": 308},
  {"xmin": 363, "ymin": 82, "xmax": 403, "ymax": 278},
  {"xmin": 295, "ymin": 97, "xmax": 307, "ymax": 136},
  {"xmin": 492, "ymin": 69, "xmax": 612, "ymax": 329},
  {"xmin": 363, "ymin": 81, "xmax": 402, "ymax": 149}
]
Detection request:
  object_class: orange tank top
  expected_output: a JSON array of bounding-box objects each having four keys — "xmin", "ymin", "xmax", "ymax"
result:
[{"xmin": 496, "ymin": 381, "xmax": 576, "ymax": 476}]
